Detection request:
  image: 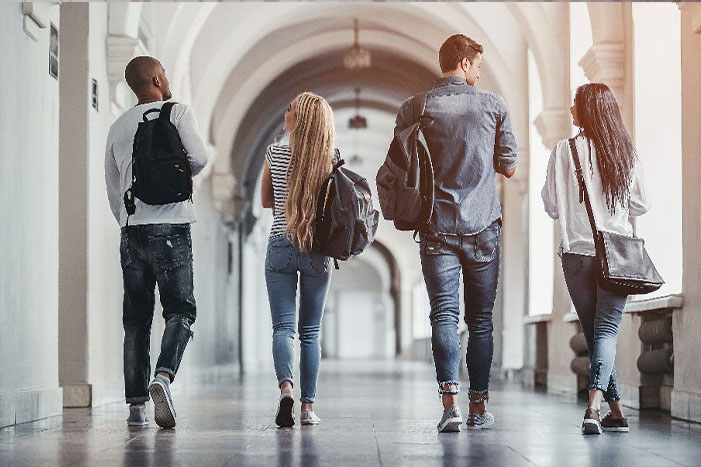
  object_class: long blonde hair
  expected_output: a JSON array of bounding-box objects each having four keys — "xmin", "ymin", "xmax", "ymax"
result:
[{"xmin": 285, "ymin": 92, "xmax": 335, "ymax": 252}]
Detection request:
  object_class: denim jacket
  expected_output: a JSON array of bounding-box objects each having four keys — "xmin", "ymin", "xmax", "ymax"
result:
[{"xmin": 394, "ymin": 77, "xmax": 518, "ymax": 235}]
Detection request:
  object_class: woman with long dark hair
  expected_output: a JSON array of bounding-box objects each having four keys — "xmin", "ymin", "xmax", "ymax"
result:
[
  {"xmin": 542, "ymin": 83, "xmax": 650, "ymax": 434},
  {"xmin": 260, "ymin": 92, "xmax": 335, "ymax": 427}
]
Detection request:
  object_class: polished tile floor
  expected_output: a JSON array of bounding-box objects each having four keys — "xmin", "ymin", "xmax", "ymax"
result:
[{"xmin": 2, "ymin": 360, "xmax": 701, "ymax": 467}]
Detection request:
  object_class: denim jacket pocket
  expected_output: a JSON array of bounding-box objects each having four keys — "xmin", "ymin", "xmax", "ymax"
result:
[
  {"xmin": 266, "ymin": 239, "xmax": 294, "ymax": 272},
  {"xmin": 474, "ymin": 224, "xmax": 500, "ymax": 262}
]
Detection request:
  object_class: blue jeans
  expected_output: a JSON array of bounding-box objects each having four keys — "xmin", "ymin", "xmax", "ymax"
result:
[
  {"xmin": 420, "ymin": 220, "xmax": 501, "ymax": 396},
  {"xmin": 562, "ymin": 253, "xmax": 627, "ymax": 401},
  {"xmin": 264, "ymin": 236, "xmax": 331, "ymax": 403},
  {"xmin": 120, "ymin": 224, "xmax": 196, "ymax": 404}
]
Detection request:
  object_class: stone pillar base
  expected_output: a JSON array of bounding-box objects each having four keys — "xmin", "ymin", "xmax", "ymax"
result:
[{"xmin": 62, "ymin": 383, "xmax": 92, "ymax": 408}]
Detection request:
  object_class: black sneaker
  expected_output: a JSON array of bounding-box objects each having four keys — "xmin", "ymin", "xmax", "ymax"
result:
[
  {"xmin": 601, "ymin": 412, "xmax": 629, "ymax": 432},
  {"xmin": 582, "ymin": 408, "xmax": 602, "ymax": 435}
]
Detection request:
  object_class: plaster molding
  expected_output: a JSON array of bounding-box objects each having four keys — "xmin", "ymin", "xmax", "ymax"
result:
[
  {"xmin": 533, "ymin": 109, "xmax": 571, "ymax": 150},
  {"xmin": 579, "ymin": 43, "xmax": 625, "ymax": 91},
  {"xmin": 21, "ymin": 2, "xmax": 58, "ymax": 41}
]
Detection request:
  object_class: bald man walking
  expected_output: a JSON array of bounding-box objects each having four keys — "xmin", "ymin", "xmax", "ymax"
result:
[{"xmin": 105, "ymin": 56, "xmax": 208, "ymax": 428}]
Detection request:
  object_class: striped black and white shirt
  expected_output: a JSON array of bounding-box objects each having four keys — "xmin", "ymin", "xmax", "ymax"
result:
[{"xmin": 265, "ymin": 144, "xmax": 293, "ymax": 238}]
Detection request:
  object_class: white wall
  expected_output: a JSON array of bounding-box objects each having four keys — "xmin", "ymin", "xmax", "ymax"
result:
[{"xmin": 0, "ymin": 3, "xmax": 63, "ymax": 427}]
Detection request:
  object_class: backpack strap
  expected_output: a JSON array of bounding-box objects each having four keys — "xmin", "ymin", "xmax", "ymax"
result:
[
  {"xmin": 159, "ymin": 102, "xmax": 177, "ymax": 123},
  {"xmin": 142, "ymin": 108, "xmax": 160, "ymax": 122},
  {"xmin": 412, "ymin": 92, "xmax": 428, "ymax": 124}
]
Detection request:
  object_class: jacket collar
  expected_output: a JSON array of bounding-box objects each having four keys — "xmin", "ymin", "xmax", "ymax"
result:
[{"xmin": 433, "ymin": 76, "xmax": 468, "ymax": 88}]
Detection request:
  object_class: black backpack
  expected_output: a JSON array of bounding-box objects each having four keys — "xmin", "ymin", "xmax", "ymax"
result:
[
  {"xmin": 314, "ymin": 157, "xmax": 379, "ymax": 268},
  {"xmin": 376, "ymin": 92, "xmax": 434, "ymax": 232},
  {"xmin": 124, "ymin": 102, "xmax": 192, "ymax": 217}
]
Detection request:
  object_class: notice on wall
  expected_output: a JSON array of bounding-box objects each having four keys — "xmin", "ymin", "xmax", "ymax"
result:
[
  {"xmin": 49, "ymin": 23, "xmax": 58, "ymax": 80},
  {"xmin": 92, "ymin": 79, "xmax": 98, "ymax": 111}
]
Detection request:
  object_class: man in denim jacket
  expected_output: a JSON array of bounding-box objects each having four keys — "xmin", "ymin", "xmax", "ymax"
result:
[{"xmin": 394, "ymin": 34, "xmax": 517, "ymax": 432}]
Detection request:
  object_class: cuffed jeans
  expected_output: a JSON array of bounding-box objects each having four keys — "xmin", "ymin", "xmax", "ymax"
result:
[
  {"xmin": 562, "ymin": 253, "xmax": 627, "ymax": 401},
  {"xmin": 420, "ymin": 220, "xmax": 501, "ymax": 396},
  {"xmin": 120, "ymin": 224, "xmax": 196, "ymax": 404},
  {"xmin": 265, "ymin": 236, "xmax": 331, "ymax": 403}
]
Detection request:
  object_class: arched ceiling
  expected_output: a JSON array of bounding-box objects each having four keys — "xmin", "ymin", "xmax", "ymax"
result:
[{"xmin": 132, "ymin": 1, "xmax": 572, "ymax": 274}]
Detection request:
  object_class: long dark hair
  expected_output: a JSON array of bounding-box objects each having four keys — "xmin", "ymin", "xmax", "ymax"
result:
[{"xmin": 575, "ymin": 83, "xmax": 636, "ymax": 214}]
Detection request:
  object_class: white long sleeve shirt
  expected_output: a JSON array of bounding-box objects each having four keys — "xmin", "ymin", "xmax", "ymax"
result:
[
  {"xmin": 541, "ymin": 135, "xmax": 650, "ymax": 257},
  {"xmin": 105, "ymin": 101, "xmax": 209, "ymax": 227}
]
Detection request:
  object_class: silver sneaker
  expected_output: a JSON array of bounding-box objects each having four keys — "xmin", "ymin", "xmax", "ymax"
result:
[
  {"xmin": 127, "ymin": 404, "xmax": 148, "ymax": 426},
  {"xmin": 300, "ymin": 410, "xmax": 321, "ymax": 425},
  {"xmin": 437, "ymin": 406, "xmax": 463, "ymax": 433},
  {"xmin": 149, "ymin": 374, "xmax": 176, "ymax": 428},
  {"xmin": 466, "ymin": 411, "xmax": 495, "ymax": 430}
]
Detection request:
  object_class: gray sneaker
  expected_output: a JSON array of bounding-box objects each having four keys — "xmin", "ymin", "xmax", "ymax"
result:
[
  {"xmin": 127, "ymin": 404, "xmax": 148, "ymax": 426},
  {"xmin": 466, "ymin": 411, "xmax": 495, "ymax": 430},
  {"xmin": 437, "ymin": 406, "xmax": 463, "ymax": 433},
  {"xmin": 149, "ymin": 374, "xmax": 176, "ymax": 428}
]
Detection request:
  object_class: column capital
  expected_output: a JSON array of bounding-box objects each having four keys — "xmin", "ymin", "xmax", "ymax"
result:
[
  {"xmin": 534, "ymin": 109, "xmax": 571, "ymax": 150},
  {"xmin": 211, "ymin": 172, "xmax": 237, "ymax": 214},
  {"xmin": 579, "ymin": 43, "xmax": 625, "ymax": 91}
]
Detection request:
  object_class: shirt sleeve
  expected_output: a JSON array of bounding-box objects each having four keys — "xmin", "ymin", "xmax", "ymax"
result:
[
  {"xmin": 393, "ymin": 97, "xmax": 413, "ymax": 136},
  {"xmin": 175, "ymin": 105, "xmax": 209, "ymax": 177},
  {"xmin": 494, "ymin": 97, "xmax": 518, "ymax": 174},
  {"xmin": 541, "ymin": 146, "xmax": 559, "ymax": 220},
  {"xmin": 104, "ymin": 130, "xmax": 121, "ymax": 224},
  {"xmin": 629, "ymin": 158, "xmax": 650, "ymax": 217}
]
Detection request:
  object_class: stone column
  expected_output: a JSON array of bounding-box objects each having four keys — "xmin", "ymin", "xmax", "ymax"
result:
[
  {"xmin": 673, "ymin": 1, "xmax": 701, "ymax": 423},
  {"xmin": 58, "ymin": 2, "xmax": 91, "ymax": 408},
  {"xmin": 534, "ymin": 109, "xmax": 579, "ymax": 394}
]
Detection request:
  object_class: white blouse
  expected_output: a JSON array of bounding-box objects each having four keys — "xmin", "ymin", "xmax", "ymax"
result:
[{"xmin": 541, "ymin": 135, "xmax": 650, "ymax": 257}]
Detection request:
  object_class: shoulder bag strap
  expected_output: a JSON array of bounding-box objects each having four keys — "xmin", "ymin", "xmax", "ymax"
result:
[{"xmin": 568, "ymin": 137, "xmax": 599, "ymax": 241}]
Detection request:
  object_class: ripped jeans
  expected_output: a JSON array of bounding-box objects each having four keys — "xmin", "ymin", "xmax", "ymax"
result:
[
  {"xmin": 120, "ymin": 224, "xmax": 196, "ymax": 404},
  {"xmin": 420, "ymin": 221, "xmax": 501, "ymax": 398},
  {"xmin": 562, "ymin": 253, "xmax": 627, "ymax": 401}
]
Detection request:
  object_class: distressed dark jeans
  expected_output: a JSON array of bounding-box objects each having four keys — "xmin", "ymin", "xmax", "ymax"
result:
[
  {"xmin": 120, "ymin": 224, "xmax": 196, "ymax": 404},
  {"xmin": 420, "ymin": 221, "xmax": 501, "ymax": 397},
  {"xmin": 562, "ymin": 253, "xmax": 627, "ymax": 401}
]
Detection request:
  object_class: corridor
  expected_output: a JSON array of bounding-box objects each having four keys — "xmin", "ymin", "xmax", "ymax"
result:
[
  {"xmin": 2, "ymin": 361, "xmax": 700, "ymax": 467},
  {"xmin": 3, "ymin": 3, "xmax": 701, "ymax": 466}
]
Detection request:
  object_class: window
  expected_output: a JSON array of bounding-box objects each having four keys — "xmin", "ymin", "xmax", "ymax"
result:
[
  {"xmin": 632, "ymin": 3, "xmax": 682, "ymax": 298},
  {"xmin": 528, "ymin": 49, "xmax": 554, "ymax": 316}
]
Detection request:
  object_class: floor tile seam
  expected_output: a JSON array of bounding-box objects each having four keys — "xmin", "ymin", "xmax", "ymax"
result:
[
  {"xmin": 371, "ymin": 409, "xmax": 384, "ymax": 467},
  {"xmin": 501, "ymin": 438, "xmax": 542, "ymax": 467}
]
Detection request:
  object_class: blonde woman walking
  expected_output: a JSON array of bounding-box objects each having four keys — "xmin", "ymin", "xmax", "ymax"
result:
[{"xmin": 261, "ymin": 92, "xmax": 335, "ymax": 427}]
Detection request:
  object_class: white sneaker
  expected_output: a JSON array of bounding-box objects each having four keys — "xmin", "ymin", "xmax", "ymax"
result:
[{"xmin": 300, "ymin": 410, "xmax": 321, "ymax": 425}]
